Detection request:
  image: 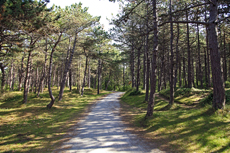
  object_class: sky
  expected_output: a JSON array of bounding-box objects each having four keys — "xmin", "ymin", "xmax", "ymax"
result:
[{"xmin": 47, "ymin": 0, "xmax": 121, "ymax": 31}]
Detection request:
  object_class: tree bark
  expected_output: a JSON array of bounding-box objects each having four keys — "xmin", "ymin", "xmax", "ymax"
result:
[
  {"xmin": 47, "ymin": 32, "xmax": 62, "ymax": 108},
  {"xmin": 186, "ymin": 7, "xmax": 192, "ymax": 88},
  {"xmin": 18, "ymin": 54, "xmax": 25, "ymax": 91},
  {"xmin": 146, "ymin": 0, "xmax": 157, "ymax": 118},
  {"xmin": 174, "ymin": 23, "xmax": 180, "ymax": 89},
  {"xmin": 69, "ymin": 66, "xmax": 72, "ymax": 91},
  {"xmin": 136, "ymin": 46, "xmax": 141, "ymax": 92},
  {"xmin": 97, "ymin": 58, "xmax": 101, "ymax": 95},
  {"xmin": 169, "ymin": 0, "xmax": 174, "ymax": 105},
  {"xmin": 88, "ymin": 59, "xmax": 91, "ymax": 88},
  {"xmin": 223, "ymin": 30, "xmax": 227, "ymax": 82},
  {"xmin": 0, "ymin": 63, "xmax": 6, "ymax": 93},
  {"xmin": 58, "ymin": 34, "xmax": 77, "ymax": 101},
  {"xmin": 208, "ymin": 0, "xmax": 225, "ymax": 110},
  {"xmin": 23, "ymin": 50, "xmax": 32, "ymax": 104}
]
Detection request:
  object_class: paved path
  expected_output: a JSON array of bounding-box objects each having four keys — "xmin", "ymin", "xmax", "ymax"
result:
[{"xmin": 59, "ymin": 92, "xmax": 165, "ymax": 153}]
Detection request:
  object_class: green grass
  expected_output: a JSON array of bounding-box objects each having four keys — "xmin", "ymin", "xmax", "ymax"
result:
[
  {"xmin": 0, "ymin": 87, "xmax": 111, "ymax": 153},
  {"xmin": 121, "ymin": 88, "xmax": 230, "ymax": 153}
]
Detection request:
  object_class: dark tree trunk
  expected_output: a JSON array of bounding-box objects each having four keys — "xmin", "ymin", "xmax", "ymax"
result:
[
  {"xmin": 0, "ymin": 63, "xmax": 6, "ymax": 93},
  {"xmin": 208, "ymin": 0, "xmax": 225, "ymax": 110},
  {"xmin": 205, "ymin": 3, "xmax": 211, "ymax": 87},
  {"xmin": 131, "ymin": 41, "xmax": 135, "ymax": 88},
  {"xmin": 35, "ymin": 67, "xmax": 39, "ymax": 93},
  {"xmin": 186, "ymin": 8, "xmax": 192, "ymax": 88},
  {"xmin": 174, "ymin": 23, "xmax": 180, "ymax": 89},
  {"xmin": 59, "ymin": 34, "xmax": 77, "ymax": 101},
  {"xmin": 69, "ymin": 66, "xmax": 72, "ymax": 91},
  {"xmin": 223, "ymin": 31, "xmax": 227, "ymax": 82},
  {"xmin": 197, "ymin": 23, "xmax": 203, "ymax": 88},
  {"xmin": 18, "ymin": 54, "xmax": 25, "ymax": 91},
  {"xmin": 88, "ymin": 59, "xmax": 91, "ymax": 88},
  {"xmin": 143, "ymin": 46, "xmax": 146, "ymax": 90},
  {"xmin": 169, "ymin": 0, "xmax": 174, "ymax": 105},
  {"xmin": 97, "ymin": 58, "xmax": 101, "ymax": 95},
  {"xmin": 146, "ymin": 0, "xmax": 157, "ymax": 118},
  {"xmin": 136, "ymin": 46, "xmax": 141, "ymax": 92},
  {"xmin": 9, "ymin": 60, "xmax": 13, "ymax": 91}
]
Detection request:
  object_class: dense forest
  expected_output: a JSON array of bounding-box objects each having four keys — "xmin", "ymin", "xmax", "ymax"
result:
[{"xmin": 0, "ymin": 0, "xmax": 230, "ymax": 113}]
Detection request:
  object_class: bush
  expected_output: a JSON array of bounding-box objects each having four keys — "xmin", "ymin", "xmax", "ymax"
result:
[
  {"xmin": 129, "ymin": 90, "xmax": 142, "ymax": 96},
  {"xmin": 225, "ymin": 81, "xmax": 230, "ymax": 88}
]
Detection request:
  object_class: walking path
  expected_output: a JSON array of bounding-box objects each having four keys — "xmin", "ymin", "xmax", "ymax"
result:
[{"xmin": 59, "ymin": 92, "xmax": 165, "ymax": 153}]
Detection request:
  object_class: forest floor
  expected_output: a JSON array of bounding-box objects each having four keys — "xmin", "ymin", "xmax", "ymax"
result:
[
  {"xmin": 119, "ymin": 88, "xmax": 230, "ymax": 153},
  {"xmin": 55, "ymin": 92, "xmax": 164, "ymax": 153},
  {"xmin": 0, "ymin": 87, "xmax": 111, "ymax": 153}
]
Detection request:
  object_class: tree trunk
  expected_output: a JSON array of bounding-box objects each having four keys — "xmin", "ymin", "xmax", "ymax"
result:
[
  {"xmin": 23, "ymin": 50, "xmax": 32, "ymax": 104},
  {"xmin": 205, "ymin": 3, "xmax": 211, "ymax": 87},
  {"xmin": 59, "ymin": 34, "xmax": 76, "ymax": 101},
  {"xmin": 81, "ymin": 55, "xmax": 88, "ymax": 96},
  {"xmin": 47, "ymin": 32, "xmax": 62, "ymax": 108},
  {"xmin": 136, "ymin": 46, "xmax": 141, "ymax": 92},
  {"xmin": 186, "ymin": 7, "xmax": 192, "ymax": 88},
  {"xmin": 223, "ymin": 31, "xmax": 227, "ymax": 82},
  {"xmin": 146, "ymin": 0, "xmax": 157, "ymax": 118},
  {"xmin": 174, "ymin": 23, "xmax": 180, "ymax": 89},
  {"xmin": 18, "ymin": 54, "xmax": 25, "ymax": 91},
  {"xmin": 88, "ymin": 59, "xmax": 91, "ymax": 88},
  {"xmin": 97, "ymin": 58, "xmax": 101, "ymax": 95},
  {"xmin": 197, "ymin": 23, "xmax": 203, "ymax": 88},
  {"xmin": 69, "ymin": 66, "xmax": 72, "ymax": 91},
  {"xmin": 169, "ymin": 0, "xmax": 174, "ymax": 105},
  {"xmin": 0, "ymin": 63, "xmax": 6, "ymax": 93},
  {"xmin": 208, "ymin": 0, "xmax": 225, "ymax": 110}
]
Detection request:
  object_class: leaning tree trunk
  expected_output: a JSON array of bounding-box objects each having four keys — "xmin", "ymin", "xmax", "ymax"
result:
[
  {"xmin": 46, "ymin": 50, "xmax": 56, "ymax": 108},
  {"xmin": 208, "ymin": 0, "xmax": 225, "ymax": 110},
  {"xmin": 146, "ymin": 0, "xmax": 158, "ymax": 118},
  {"xmin": 47, "ymin": 32, "xmax": 62, "ymax": 108},
  {"xmin": 59, "ymin": 34, "xmax": 77, "ymax": 101}
]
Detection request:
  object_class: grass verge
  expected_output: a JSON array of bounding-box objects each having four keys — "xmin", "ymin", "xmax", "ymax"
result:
[
  {"xmin": 120, "ymin": 88, "xmax": 230, "ymax": 153},
  {"xmin": 0, "ymin": 87, "xmax": 111, "ymax": 153}
]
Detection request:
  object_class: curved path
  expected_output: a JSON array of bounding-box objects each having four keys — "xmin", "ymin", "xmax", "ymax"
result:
[{"xmin": 59, "ymin": 92, "xmax": 165, "ymax": 153}]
